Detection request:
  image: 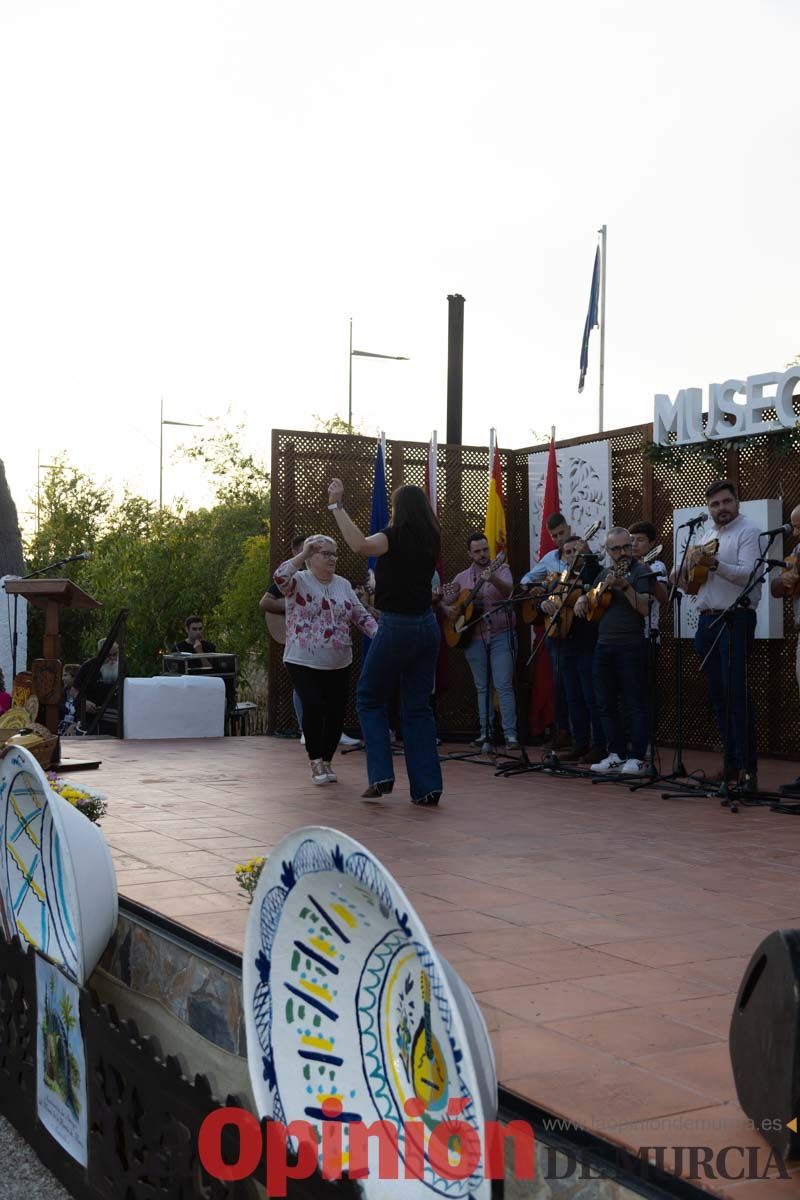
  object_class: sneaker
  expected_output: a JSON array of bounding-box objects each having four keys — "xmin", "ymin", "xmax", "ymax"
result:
[
  {"xmin": 504, "ymin": 740, "xmax": 521, "ymax": 752},
  {"xmin": 310, "ymin": 759, "xmax": 329, "ymax": 785},
  {"xmin": 591, "ymin": 753, "xmax": 624, "ymax": 773},
  {"xmin": 339, "ymin": 732, "xmax": 361, "ymax": 747},
  {"xmin": 323, "ymin": 761, "xmax": 338, "ymax": 782},
  {"xmin": 621, "ymin": 758, "xmax": 646, "ymax": 775},
  {"xmin": 300, "ymin": 734, "xmax": 306, "ymax": 746}
]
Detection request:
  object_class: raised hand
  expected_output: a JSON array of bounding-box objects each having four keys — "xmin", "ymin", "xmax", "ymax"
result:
[{"xmin": 328, "ymin": 478, "xmax": 344, "ymax": 505}]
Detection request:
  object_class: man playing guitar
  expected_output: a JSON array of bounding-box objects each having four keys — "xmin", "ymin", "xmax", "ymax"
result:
[
  {"xmin": 675, "ymin": 480, "xmax": 762, "ymax": 791},
  {"xmin": 573, "ymin": 527, "xmax": 653, "ymax": 774},
  {"xmin": 771, "ymin": 503, "xmax": 800, "ymax": 796},
  {"xmin": 520, "ymin": 511, "xmax": 575, "ymax": 749},
  {"xmin": 441, "ymin": 532, "xmax": 518, "ymax": 750}
]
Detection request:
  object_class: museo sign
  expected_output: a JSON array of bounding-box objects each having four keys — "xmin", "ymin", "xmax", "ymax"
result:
[{"xmin": 654, "ymin": 367, "xmax": 800, "ymax": 445}]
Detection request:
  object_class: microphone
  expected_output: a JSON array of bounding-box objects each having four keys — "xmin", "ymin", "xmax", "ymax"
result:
[
  {"xmin": 678, "ymin": 513, "xmax": 707, "ymax": 530},
  {"xmin": 761, "ymin": 523, "xmax": 792, "ymax": 539},
  {"xmin": 762, "ymin": 559, "xmax": 791, "ymax": 570}
]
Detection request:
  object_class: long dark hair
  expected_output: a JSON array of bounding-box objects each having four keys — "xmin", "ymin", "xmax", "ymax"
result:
[{"xmin": 391, "ymin": 485, "xmax": 441, "ymax": 559}]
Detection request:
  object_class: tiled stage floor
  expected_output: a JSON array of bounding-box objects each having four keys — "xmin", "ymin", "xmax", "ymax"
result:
[{"xmin": 69, "ymin": 735, "xmax": 800, "ymax": 1197}]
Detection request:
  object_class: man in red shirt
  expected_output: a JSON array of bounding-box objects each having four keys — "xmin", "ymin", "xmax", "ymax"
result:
[{"xmin": 442, "ymin": 532, "xmax": 518, "ymax": 750}]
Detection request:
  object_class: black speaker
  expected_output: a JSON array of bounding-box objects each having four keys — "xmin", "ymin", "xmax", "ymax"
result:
[{"xmin": 729, "ymin": 928, "xmax": 800, "ymax": 1160}]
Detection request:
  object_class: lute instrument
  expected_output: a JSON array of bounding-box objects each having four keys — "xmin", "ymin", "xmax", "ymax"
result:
[
  {"xmin": 584, "ymin": 543, "xmax": 663, "ymax": 622},
  {"xmin": 443, "ymin": 552, "xmax": 506, "ymax": 648},
  {"xmin": 683, "ymin": 537, "xmax": 720, "ymax": 595},
  {"xmin": 521, "ymin": 520, "xmax": 602, "ymax": 625}
]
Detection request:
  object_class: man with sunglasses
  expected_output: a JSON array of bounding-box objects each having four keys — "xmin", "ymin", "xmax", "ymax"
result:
[{"xmin": 574, "ymin": 526, "xmax": 654, "ymax": 774}]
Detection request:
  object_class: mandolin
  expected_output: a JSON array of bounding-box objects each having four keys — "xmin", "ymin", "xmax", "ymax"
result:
[
  {"xmin": 684, "ymin": 538, "xmax": 720, "ymax": 596},
  {"xmin": 443, "ymin": 552, "xmax": 506, "ymax": 648},
  {"xmin": 584, "ymin": 544, "xmax": 663, "ymax": 622},
  {"xmin": 521, "ymin": 520, "xmax": 603, "ymax": 625}
]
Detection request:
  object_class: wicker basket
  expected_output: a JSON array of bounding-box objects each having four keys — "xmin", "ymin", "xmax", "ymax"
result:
[{"xmin": 0, "ymin": 724, "xmax": 58, "ymax": 769}]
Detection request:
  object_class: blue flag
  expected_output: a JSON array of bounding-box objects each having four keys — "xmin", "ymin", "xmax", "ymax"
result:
[{"xmin": 578, "ymin": 246, "xmax": 600, "ymax": 393}]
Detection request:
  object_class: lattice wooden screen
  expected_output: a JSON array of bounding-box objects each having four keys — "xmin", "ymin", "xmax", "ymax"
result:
[{"xmin": 270, "ymin": 426, "xmax": 800, "ymax": 754}]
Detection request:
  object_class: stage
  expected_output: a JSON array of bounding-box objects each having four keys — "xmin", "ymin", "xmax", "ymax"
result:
[{"xmin": 75, "ymin": 733, "xmax": 800, "ymax": 1197}]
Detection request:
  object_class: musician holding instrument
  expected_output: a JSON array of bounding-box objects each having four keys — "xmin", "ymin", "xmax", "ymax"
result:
[
  {"xmin": 573, "ymin": 527, "xmax": 653, "ymax": 775},
  {"xmin": 544, "ymin": 536, "xmax": 605, "ymax": 764},
  {"xmin": 675, "ymin": 480, "xmax": 761, "ymax": 789},
  {"xmin": 771, "ymin": 504, "xmax": 800, "ymax": 797},
  {"xmin": 520, "ymin": 511, "xmax": 574, "ymax": 749},
  {"xmin": 440, "ymin": 532, "xmax": 518, "ymax": 751}
]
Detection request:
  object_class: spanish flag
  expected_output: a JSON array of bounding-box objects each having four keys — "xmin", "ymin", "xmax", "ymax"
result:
[{"xmin": 485, "ymin": 434, "xmax": 507, "ymax": 559}]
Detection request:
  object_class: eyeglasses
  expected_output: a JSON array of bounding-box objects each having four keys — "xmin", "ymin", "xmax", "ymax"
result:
[{"xmin": 608, "ymin": 543, "xmax": 632, "ymax": 553}]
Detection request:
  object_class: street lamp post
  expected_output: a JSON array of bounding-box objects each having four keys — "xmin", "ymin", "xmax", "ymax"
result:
[
  {"xmin": 159, "ymin": 398, "xmax": 203, "ymax": 509},
  {"xmin": 348, "ymin": 318, "xmax": 408, "ymax": 432},
  {"xmin": 36, "ymin": 450, "xmax": 58, "ymax": 533}
]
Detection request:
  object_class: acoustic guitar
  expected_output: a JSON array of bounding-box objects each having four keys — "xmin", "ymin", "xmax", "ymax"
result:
[
  {"xmin": 443, "ymin": 552, "xmax": 506, "ymax": 648},
  {"xmin": 684, "ymin": 538, "xmax": 720, "ymax": 596},
  {"xmin": 778, "ymin": 553, "xmax": 800, "ymax": 597},
  {"xmin": 264, "ymin": 611, "xmax": 286, "ymax": 645},
  {"xmin": 585, "ymin": 544, "xmax": 663, "ymax": 621}
]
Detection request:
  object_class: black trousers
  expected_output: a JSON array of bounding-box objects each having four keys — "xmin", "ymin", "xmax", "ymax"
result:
[{"xmin": 286, "ymin": 664, "xmax": 350, "ymax": 762}]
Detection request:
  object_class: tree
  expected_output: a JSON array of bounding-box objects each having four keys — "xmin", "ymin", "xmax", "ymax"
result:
[
  {"xmin": 313, "ymin": 412, "xmax": 365, "ymax": 435},
  {"xmin": 0, "ymin": 459, "xmax": 24, "ymax": 577}
]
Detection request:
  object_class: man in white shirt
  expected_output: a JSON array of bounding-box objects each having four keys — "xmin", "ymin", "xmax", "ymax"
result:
[
  {"xmin": 676, "ymin": 480, "xmax": 761, "ymax": 789},
  {"xmin": 629, "ymin": 522, "xmax": 668, "ymax": 640},
  {"xmin": 771, "ymin": 504, "xmax": 800, "ymax": 796}
]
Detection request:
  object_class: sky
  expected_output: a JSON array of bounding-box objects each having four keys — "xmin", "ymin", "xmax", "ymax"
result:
[{"xmin": 2, "ymin": 0, "xmax": 799, "ymax": 531}]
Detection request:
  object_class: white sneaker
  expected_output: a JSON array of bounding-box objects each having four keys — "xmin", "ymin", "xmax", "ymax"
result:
[
  {"xmin": 322, "ymin": 761, "xmax": 338, "ymax": 782},
  {"xmin": 590, "ymin": 753, "xmax": 624, "ymax": 773},
  {"xmin": 300, "ymin": 734, "xmax": 306, "ymax": 746},
  {"xmin": 621, "ymin": 758, "xmax": 646, "ymax": 775},
  {"xmin": 339, "ymin": 732, "xmax": 361, "ymax": 747},
  {"xmin": 310, "ymin": 759, "xmax": 329, "ymax": 785}
]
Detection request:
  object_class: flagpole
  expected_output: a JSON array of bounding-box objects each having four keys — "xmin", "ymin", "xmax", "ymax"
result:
[
  {"xmin": 380, "ymin": 430, "xmax": 386, "ymax": 464},
  {"xmin": 598, "ymin": 224, "xmax": 607, "ymax": 434}
]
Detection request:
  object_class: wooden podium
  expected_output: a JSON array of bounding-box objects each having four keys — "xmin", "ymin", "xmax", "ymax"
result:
[{"xmin": 4, "ymin": 578, "xmax": 102, "ymax": 734}]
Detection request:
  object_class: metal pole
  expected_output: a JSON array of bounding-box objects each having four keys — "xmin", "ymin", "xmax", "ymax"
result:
[
  {"xmin": 36, "ymin": 449, "xmax": 40, "ymax": 533},
  {"xmin": 348, "ymin": 318, "xmax": 353, "ymax": 433},
  {"xmin": 159, "ymin": 396, "xmax": 163, "ymax": 509},
  {"xmin": 446, "ymin": 294, "xmax": 465, "ymax": 445},
  {"xmin": 598, "ymin": 224, "xmax": 607, "ymax": 434}
]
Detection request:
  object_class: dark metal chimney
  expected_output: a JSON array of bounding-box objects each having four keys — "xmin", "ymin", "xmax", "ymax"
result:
[{"xmin": 446, "ymin": 294, "xmax": 465, "ymax": 444}]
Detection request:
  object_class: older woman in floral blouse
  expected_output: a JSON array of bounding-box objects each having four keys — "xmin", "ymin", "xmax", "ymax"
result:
[{"xmin": 274, "ymin": 534, "xmax": 377, "ymax": 785}]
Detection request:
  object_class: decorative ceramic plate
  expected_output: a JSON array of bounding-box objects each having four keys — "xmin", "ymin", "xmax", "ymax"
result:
[
  {"xmin": 0, "ymin": 746, "xmax": 118, "ymax": 984},
  {"xmin": 243, "ymin": 827, "xmax": 496, "ymax": 1200}
]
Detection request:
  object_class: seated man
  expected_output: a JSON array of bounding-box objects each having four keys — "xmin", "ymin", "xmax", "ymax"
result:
[
  {"xmin": 173, "ymin": 616, "xmax": 216, "ymax": 655},
  {"xmin": 71, "ymin": 640, "xmax": 121, "ymax": 732}
]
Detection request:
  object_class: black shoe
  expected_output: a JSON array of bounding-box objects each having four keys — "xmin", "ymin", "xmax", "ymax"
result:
[
  {"xmin": 411, "ymin": 792, "xmax": 441, "ymax": 807},
  {"xmin": 779, "ymin": 777, "xmax": 800, "ymax": 796},
  {"xmin": 362, "ymin": 780, "xmax": 394, "ymax": 798}
]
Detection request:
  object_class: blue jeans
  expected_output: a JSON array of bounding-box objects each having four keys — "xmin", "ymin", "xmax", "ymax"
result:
[
  {"xmin": 592, "ymin": 640, "xmax": 649, "ymax": 759},
  {"xmin": 561, "ymin": 645, "xmax": 603, "ymax": 748},
  {"xmin": 463, "ymin": 632, "xmax": 518, "ymax": 741},
  {"xmin": 695, "ymin": 609, "xmax": 757, "ymax": 772},
  {"xmin": 545, "ymin": 637, "xmax": 571, "ymax": 733},
  {"xmin": 357, "ymin": 612, "xmax": 442, "ymax": 800}
]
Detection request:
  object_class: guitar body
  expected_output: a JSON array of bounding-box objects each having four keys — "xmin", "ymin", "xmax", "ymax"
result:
[
  {"xmin": 684, "ymin": 538, "xmax": 719, "ymax": 596},
  {"xmin": 585, "ymin": 581, "xmax": 614, "ymax": 622},
  {"xmin": 780, "ymin": 553, "xmax": 800, "ymax": 597},
  {"xmin": 545, "ymin": 585, "xmax": 582, "ymax": 638},
  {"xmin": 444, "ymin": 592, "xmax": 475, "ymax": 648},
  {"xmin": 521, "ymin": 571, "xmax": 559, "ymax": 625}
]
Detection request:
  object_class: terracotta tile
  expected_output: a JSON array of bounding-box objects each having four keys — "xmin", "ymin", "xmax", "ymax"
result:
[
  {"xmin": 532, "ymin": 917, "xmax": 662, "ymax": 945},
  {"xmin": 670, "ymin": 957, "xmax": 751, "ymax": 989},
  {"xmin": 492, "ymin": 1024, "xmax": 622, "ymax": 1081},
  {"xmin": 452, "ymin": 958, "xmax": 546, "ymax": 993},
  {"xmin": 656, "ymin": 993, "xmax": 736, "ymax": 1039},
  {"xmin": 577, "ymin": 968, "xmax": 726, "ymax": 1006},
  {"xmin": 150, "ymin": 892, "xmax": 248, "ymax": 917},
  {"xmin": 477, "ymin": 1005, "xmax": 532, "ymax": 1033},
  {"xmin": 439, "ymin": 928, "xmax": 577, "ymax": 960},
  {"xmin": 413, "ymin": 909, "xmax": 519, "ymax": 936},
  {"xmin": 542, "ymin": 1007, "xmax": 718, "ymax": 1059},
  {"xmin": 477, "ymin": 898, "xmax": 595, "ymax": 925},
  {"xmin": 139, "ymin": 850, "xmax": 239, "ymax": 877},
  {"xmin": 595, "ymin": 935, "xmax": 725, "ymax": 968},
  {"xmin": 477, "ymin": 981, "xmax": 634, "ymax": 1023},
  {"xmin": 637, "ymin": 1041, "xmax": 737, "ymax": 1102},
  {"xmin": 503, "ymin": 1059, "xmax": 709, "ymax": 1129},
  {"xmin": 120, "ymin": 878, "xmax": 217, "ymax": 900}
]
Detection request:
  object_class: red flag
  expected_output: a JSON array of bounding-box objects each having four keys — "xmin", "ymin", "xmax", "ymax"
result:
[{"xmin": 538, "ymin": 432, "xmax": 560, "ymax": 556}]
